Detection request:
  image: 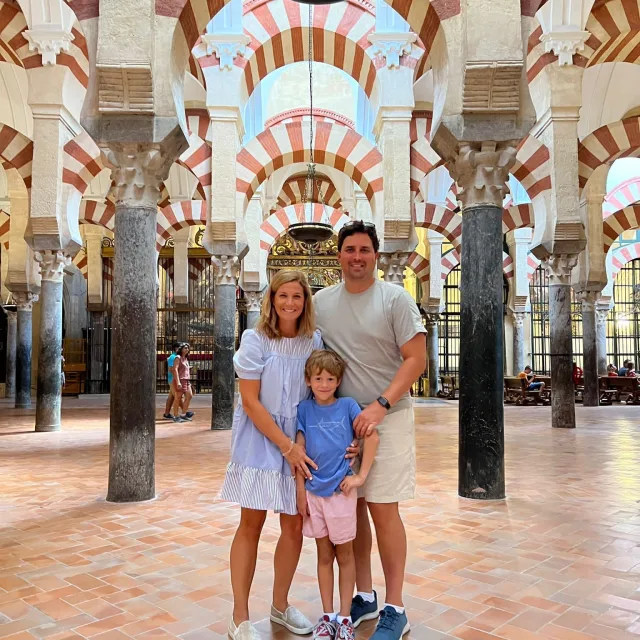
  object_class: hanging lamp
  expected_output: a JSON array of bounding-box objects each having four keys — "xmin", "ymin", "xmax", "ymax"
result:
[{"xmin": 287, "ymin": 2, "xmax": 334, "ymax": 245}]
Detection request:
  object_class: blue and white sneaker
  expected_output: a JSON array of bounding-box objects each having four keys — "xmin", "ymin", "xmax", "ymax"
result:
[
  {"xmin": 370, "ymin": 607, "xmax": 410, "ymax": 640},
  {"xmin": 350, "ymin": 591, "xmax": 378, "ymax": 628}
]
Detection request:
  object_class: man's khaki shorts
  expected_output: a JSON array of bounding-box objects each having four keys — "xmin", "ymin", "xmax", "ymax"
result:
[{"xmin": 358, "ymin": 407, "xmax": 416, "ymax": 504}]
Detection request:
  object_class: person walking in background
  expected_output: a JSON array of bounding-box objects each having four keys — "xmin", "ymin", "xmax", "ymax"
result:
[
  {"xmin": 171, "ymin": 343, "xmax": 194, "ymax": 422},
  {"xmin": 164, "ymin": 342, "xmax": 182, "ymax": 420}
]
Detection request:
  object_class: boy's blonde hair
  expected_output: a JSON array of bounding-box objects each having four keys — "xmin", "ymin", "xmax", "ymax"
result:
[{"xmin": 305, "ymin": 349, "xmax": 346, "ymax": 381}]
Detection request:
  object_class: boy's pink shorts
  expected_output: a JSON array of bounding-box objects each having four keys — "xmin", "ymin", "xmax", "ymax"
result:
[{"xmin": 302, "ymin": 490, "xmax": 357, "ymax": 545}]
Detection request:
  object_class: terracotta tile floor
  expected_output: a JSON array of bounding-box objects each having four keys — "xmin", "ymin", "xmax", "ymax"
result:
[{"xmin": 1, "ymin": 395, "xmax": 640, "ymax": 640}]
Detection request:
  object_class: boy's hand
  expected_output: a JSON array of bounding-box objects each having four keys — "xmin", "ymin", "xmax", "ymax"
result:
[
  {"xmin": 340, "ymin": 474, "xmax": 364, "ymax": 496},
  {"xmin": 297, "ymin": 489, "xmax": 309, "ymax": 517}
]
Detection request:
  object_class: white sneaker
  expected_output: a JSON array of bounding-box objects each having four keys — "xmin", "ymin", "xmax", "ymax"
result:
[
  {"xmin": 228, "ymin": 619, "xmax": 261, "ymax": 640},
  {"xmin": 270, "ymin": 605, "xmax": 314, "ymax": 635}
]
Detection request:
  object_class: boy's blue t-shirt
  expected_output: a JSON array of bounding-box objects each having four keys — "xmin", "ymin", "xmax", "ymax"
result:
[
  {"xmin": 297, "ymin": 397, "xmax": 361, "ymax": 497},
  {"xmin": 167, "ymin": 353, "xmax": 177, "ymax": 383}
]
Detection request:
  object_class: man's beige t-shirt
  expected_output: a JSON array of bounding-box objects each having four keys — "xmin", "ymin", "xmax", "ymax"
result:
[{"xmin": 314, "ymin": 279, "xmax": 426, "ymax": 413}]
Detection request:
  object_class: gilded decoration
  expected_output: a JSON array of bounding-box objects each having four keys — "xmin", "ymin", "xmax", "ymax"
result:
[{"xmin": 268, "ymin": 234, "xmax": 341, "ymax": 289}]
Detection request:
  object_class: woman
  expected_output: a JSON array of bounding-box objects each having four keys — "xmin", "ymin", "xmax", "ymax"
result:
[
  {"xmin": 171, "ymin": 343, "xmax": 194, "ymax": 422},
  {"xmin": 607, "ymin": 363, "xmax": 618, "ymax": 376},
  {"xmin": 219, "ymin": 271, "xmax": 355, "ymax": 640}
]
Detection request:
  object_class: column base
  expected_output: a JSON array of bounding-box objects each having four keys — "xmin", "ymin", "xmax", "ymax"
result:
[
  {"xmin": 15, "ymin": 402, "xmax": 32, "ymax": 409},
  {"xmin": 35, "ymin": 423, "xmax": 61, "ymax": 432},
  {"xmin": 105, "ymin": 493, "xmax": 156, "ymax": 504}
]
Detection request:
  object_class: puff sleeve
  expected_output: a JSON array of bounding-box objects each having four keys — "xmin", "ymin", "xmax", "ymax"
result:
[{"xmin": 233, "ymin": 330, "xmax": 265, "ymax": 380}]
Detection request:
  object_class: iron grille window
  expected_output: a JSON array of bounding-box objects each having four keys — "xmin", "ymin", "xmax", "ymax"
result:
[
  {"xmin": 607, "ymin": 258, "xmax": 640, "ymax": 367},
  {"xmin": 438, "ymin": 264, "xmax": 460, "ymax": 375}
]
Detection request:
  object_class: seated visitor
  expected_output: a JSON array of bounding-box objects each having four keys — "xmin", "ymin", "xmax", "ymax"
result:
[
  {"xmin": 626, "ymin": 362, "xmax": 637, "ymax": 377},
  {"xmin": 607, "ymin": 364, "xmax": 619, "ymax": 376},
  {"xmin": 519, "ymin": 366, "xmax": 545, "ymax": 392},
  {"xmin": 618, "ymin": 359, "xmax": 631, "ymax": 376},
  {"xmin": 572, "ymin": 361, "xmax": 583, "ymax": 385}
]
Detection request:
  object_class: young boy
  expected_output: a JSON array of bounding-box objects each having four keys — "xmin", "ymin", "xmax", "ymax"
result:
[
  {"xmin": 163, "ymin": 342, "xmax": 182, "ymax": 420},
  {"xmin": 296, "ymin": 350, "xmax": 379, "ymax": 640}
]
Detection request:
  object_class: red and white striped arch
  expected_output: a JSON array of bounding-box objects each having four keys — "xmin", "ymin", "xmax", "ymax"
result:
[
  {"xmin": 156, "ymin": 200, "xmax": 207, "ymax": 251},
  {"xmin": 409, "ymin": 110, "xmax": 442, "ymax": 194},
  {"xmin": 179, "ymin": 138, "xmax": 211, "ymax": 201},
  {"xmin": 602, "ymin": 203, "xmax": 640, "ymax": 253},
  {"xmin": 604, "ymin": 176, "xmax": 640, "ymax": 217},
  {"xmin": 527, "ymin": 253, "xmax": 541, "ymax": 281},
  {"xmin": 80, "ymin": 200, "xmax": 115, "ymax": 230},
  {"xmin": 0, "ymin": 124, "xmax": 33, "ymax": 191},
  {"xmin": 441, "ymin": 249, "xmax": 515, "ymax": 281},
  {"xmin": 73, "ymin": 248, "xmax": 88, "ymax": 279},
  {"xmin": 260, "ymin": 203, "xmax": 348, "ymax": 258},
  {"xmin": 610, "ymin": 241, "xmax": 640, "ymax": 281},
  {"xmin": 237, "ymin": 120, "xmax": 383, "ymax": 207},
  {"xmin": 414, "ymin": 203, "xmax": 462, "ymax": 248},
  {"xmin": 503, "ymin": 203, "xmax": 534, "ymax": 233},
  {"xmin": 63, "ymin": 132, "xmax": 104, "ymax": 197},
  {"xmin": 265, "ymin": 109, "xmax": 355, "ymax": 130},
  {"xmin": 0, "ymin": 2, "xmax": 90, "ymax": 88},
  {"xmin": 578, "ymin": 117, "xmax": 640, "ymax": 189},
  {"xmin": 513, "ymin": 135, "xmax": 551, "ymax": 200},
  {"xmin": 406, "ymin": 251, "xmax": 430, "ymax": 284},
  {"xmin": 276, "ymin": 175, "xmax": 342, "ymax": 210},
  {"xmin": 0, "ymin": 210, "xmax": 9, "ymax": 250}
]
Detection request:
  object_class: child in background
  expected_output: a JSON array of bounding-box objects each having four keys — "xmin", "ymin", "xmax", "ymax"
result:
[{"xmin": 296, "ymin": 350, "xmax": 379, "ymax": 640}]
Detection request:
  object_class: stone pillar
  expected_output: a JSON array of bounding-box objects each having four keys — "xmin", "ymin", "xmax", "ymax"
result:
[
  {"xmin": 89, "ymin": 311, "xmax": 105, "ymax": 394},
  {"xmin": 102, "ymin": 144, "xmax": 173, "ymax": 503},
  {"xmin": 5, "ymin": 310, "xmax": 17, "ymax": 399},
  {"xmin": 449, "ymin": 141, "xmax": 517, "ymax": 500},
  {"xmin": 512, "ymin": 311, "xmax": 526, "ymax": 376},
  {"xmin": 425, "ymin": 313, "xmax": 440, "ymax": 397},
  {"xmin": 245, "ymin": 289, "xmax": 264, "ymax": 330},
  {"xmin": 212, "ymin": 255, "xmax": 239, "ymax": 431},
  {"xmin": 14, "ymin": 292, "xmax": 37, "ymax": 409},
  {"xmin": 378, "ymin": 252, "xmax": 410, "ymax": 285},
  {"xmin": 34, "ymin": 250, "xmax": 70, "ymax": 432},
  {"xmin": 596, "ymin": 305, "xmax": 609, "ymax": 376},
  {"xmin": 544, "ymin": 255, "xmax": 579, "ymax": 428},
  {"xmin": 172, "ymin": 227, "xmax": 190, "ymax": 305},
  {"xmin": 579, "ymin": 291, "xmax": 599, "ymax": 406}
]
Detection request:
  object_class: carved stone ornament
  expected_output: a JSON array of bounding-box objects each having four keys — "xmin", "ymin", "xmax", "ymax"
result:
[
  {"xmin": 23, "ymin": 28, "xmax": 74, "ymax": 65},
  {"xmin": 102, "ymin": 145, "xmax": 171, "ymax": 208},
  {"xmin": 202, "ymin": 33, "xmax": 251, "ymax": 71},
  {"xmin": 512, "ymin": 311, "xmax": 527, "ymax": 329},
  {"xmin": 595, "ymin": 307, "xmax": 609, "ymax": 327},
  {"xmin": 35, "ymin": 250, "xmax": 71, "ymax": 283},
  {"xmin": 13, "ymin": 291, "xmax": 39, "ymax": 310},
  {"xmin": 447, "ymin": 141, "xmax": 518, "ymax": 209},
  {"xmin": 378, "ymin": 252, "xmax": 410, "ymax": 285},
  {"xmin": 577, "ymin": 290, "xmax": 599, "ymax": 312},
  {"xmin": 540, "ymin": 30, "xmax": 590, "ymax": 66},
  {"xmin": 367, "ymin": 32, "xmax": 418, "ymax": 69},
  {"xmin": 423, "ymin": 312, "xmax": 440, "ymax": 327},
  {"xmin": 245, "ymin": 290, "xmax": 265, "ymax": 313},
  {"xmin": 542, "ymin": 254, "xmax": 579, "ymax": 286},
  {"xmin": 212, "ymin": 255, "xmax": 239, "ymax": 286}
]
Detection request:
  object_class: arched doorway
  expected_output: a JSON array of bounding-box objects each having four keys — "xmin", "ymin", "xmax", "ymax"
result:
[{"xmin": 608, "ymin": 258, "xmax": 640, "ymax": 365}]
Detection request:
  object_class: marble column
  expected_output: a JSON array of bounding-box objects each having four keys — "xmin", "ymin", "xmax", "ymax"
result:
[
  {"xmin": 596, "ymin": 306, "xmax": 609, "ymax": 376},
  {"xmin": 425, "ymin": 314, "xmax": 440, "ymax": 397},
  {"xmin": 512, "ymin": 311, "xmax": 526, "ymax": 376},
  {"xmin": 544, "ymin": 255, "xmax": 579, "ymax": 428},
  {"xmin": 102, "ymin": 144, "xmax": 171, "ymax": 503},
  {"xmin": 14, "ymin": 292, "xmax": 37, "ymax": 409},
  {"xmin": 449, "ymin": 141, "xmax": 517, "ymax": 500},
  {"xmin": 212, "ymin": 255, "xmax": 239, "ymax": 431},
  {"xmin": 378, "ymin": 252, "xmax": 410, "ymax": 286},
  {"xmin": 245, "ymin": 289, "xmax": 264, "ymax": 330},
  {"xmin": 5, "ymin": 310, "xmax": 17, "ymax": 399},
  {"xmin": 579, "ymin": 291, "xmax": 599, "ymax": 407},
  {"xmin": 34, "ymin": 251, "xmax": 70, "ymax": 431}
]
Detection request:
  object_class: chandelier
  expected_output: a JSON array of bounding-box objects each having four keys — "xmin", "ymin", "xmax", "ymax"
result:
[{"xmin": 287, "ymin": 2, "xmax": 334, "ymax": 246}]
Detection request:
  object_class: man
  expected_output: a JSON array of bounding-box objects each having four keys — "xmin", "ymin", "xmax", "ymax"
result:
[
  {"xmin": 314, "ymin": 220, "xmax": 426, "ymax": 640},
  {"xmin": 618, "ymin": 359, "xmax": 631, "ymax": 377},
  {"xmin": 163, "ymin": 342, "xmax": 182, "ymax": 420},
  {"xmin": 519, "ymin": 365, "xmax": 545, "ymax": 392}
]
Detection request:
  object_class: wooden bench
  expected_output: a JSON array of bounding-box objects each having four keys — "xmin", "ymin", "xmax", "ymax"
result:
[
  {"xmin": 574, "ymin": 376, "xmax": 584, "ymax": 402},
  {"xmin": 504, "ymin": 376, "xmax": 550, "ymax": 405},
  {"xmin": 438, "ymin": 375, "xmax": 458, "ymax": 399},
  {"xmin": 598, "ymin": 377, "xmax": 618, "ymax": 405},
  {"xmin": 600, "ymin": 376, "xmax": 640, "ymax": 404}
]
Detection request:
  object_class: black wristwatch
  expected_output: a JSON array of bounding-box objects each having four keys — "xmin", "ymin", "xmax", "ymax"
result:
[{"xmin": 376, "ymin": 396, "xmax": 391, "ymax": 410}]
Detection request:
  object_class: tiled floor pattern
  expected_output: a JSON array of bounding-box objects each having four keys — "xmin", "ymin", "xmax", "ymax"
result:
[{"xmin": 1, "ymin": 395, "xmax": 640, "ymax": 640}]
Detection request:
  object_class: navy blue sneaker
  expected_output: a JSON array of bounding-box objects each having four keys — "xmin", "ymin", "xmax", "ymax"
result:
[
  {"xmin": 351, "ymin": 591, "xmax": 378, "ymax": 628},
  {"xmin": 370, "ymin": 607, "xmax": 410, "ymax": 640}
]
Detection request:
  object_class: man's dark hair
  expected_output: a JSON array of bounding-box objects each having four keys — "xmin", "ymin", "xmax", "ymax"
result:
[
  {"xmin": 337, "ymin": 220, "xmax": 379, "ymax": 253},
  {"xmin": 173, "ymin": 342, "xmax": 182, "ymax": 352}
]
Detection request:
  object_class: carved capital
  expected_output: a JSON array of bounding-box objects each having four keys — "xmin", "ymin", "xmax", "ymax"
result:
[
  {"xmin": 448, "ymin": 141, "xmax": 518, "ymax": 209},
  {"xmin": 512, "ymin": 311, "xmax": 527, "ymax": 329},
  {"xmin": 596, "ymin": 307, "xmax": 610, "ymax": 327},
  {"xmin": 35, "ymin": 250, "xmax": 71, "ymax": 283},
  {"xmin": 542, "ymin": 254, "xmax": 578, "ymax": 286},
  {"xmin": 101, "ymin": 144, "xmax": 171, "ymax": 208},
  {"xmin": 23, "ymin": 28, "xmax": 74, "ymax": 65},
  {"xmin": 378, "ymin": 252, "xmax": 410, "ymax": 285},
  {"xmin": 577, "ymin": 290, "xmax": 599, "ymax": 312},
  {"xmin": 202, "ymin": 33, "xmax": 251, "ymax": 71},
  {"xmin": 245, "ymin": 289, "xmax": 265, "ymax": 313},
  {"xmin": 212, "ymin": 255, "xmax": 239, "ymax": 286},
  {"xmin": 540, "ymin": 30, "xmax": 590, "ymax": 66},
  {"xmin": 13, "ymin": 291, "xmax": 38, "ymax": 311},
  {"xmin": 424, "ymin": 312, "xmax": 440, "ymax": 328},
  {"xmin": 4, "ymin": 309, "xmax": 17, "ymax": 325},
  {"xmin": 368, "ymin": 32, "xmax": 418, "ymax": 69}
]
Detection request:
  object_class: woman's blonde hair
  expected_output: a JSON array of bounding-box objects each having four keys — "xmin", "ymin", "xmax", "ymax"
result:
[{"xmin": 255, "ymin": 270, "xmax": 315, "ymax": 339}]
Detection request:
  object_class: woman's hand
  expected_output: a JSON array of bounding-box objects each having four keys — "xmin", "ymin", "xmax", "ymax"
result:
[
  {"xmin": 283, "ymin": 442, "xmax": 318, "ymax": 480},
  {"xmin": 345, "ymin": 439, "xmax": 360, "ymax": 467}
]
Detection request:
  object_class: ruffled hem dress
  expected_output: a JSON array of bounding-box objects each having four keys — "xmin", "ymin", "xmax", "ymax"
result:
[{"xmin": 218, "ymin": 328, "xmax": 322, "ymax": 515}]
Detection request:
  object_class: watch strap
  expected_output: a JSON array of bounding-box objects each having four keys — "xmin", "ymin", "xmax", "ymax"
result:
[{"xmin": 376, "ymin": 396, "xmax": 391, "ymax": 410}]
